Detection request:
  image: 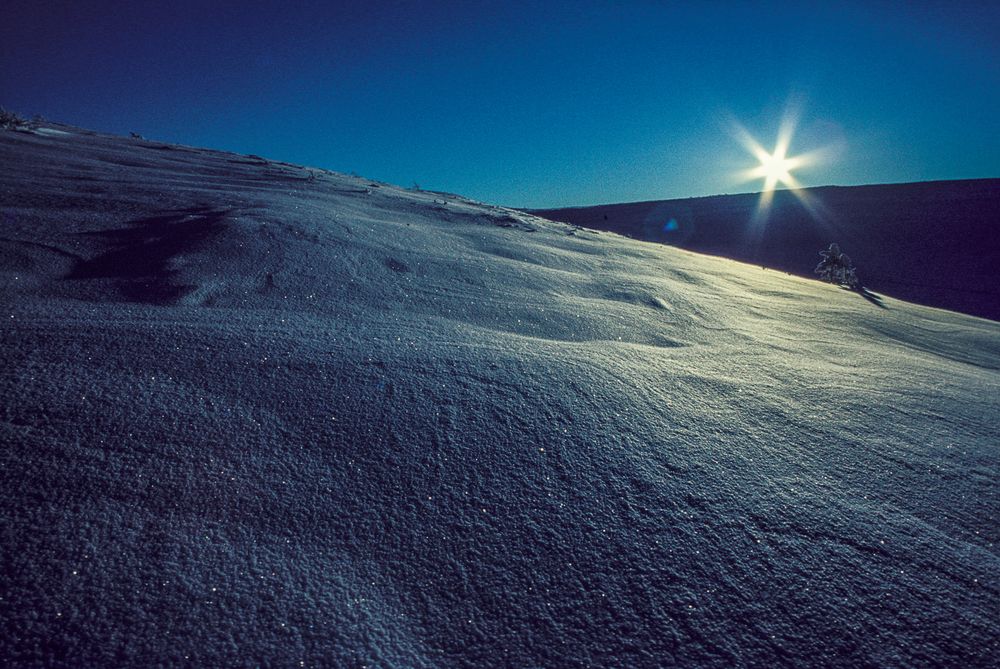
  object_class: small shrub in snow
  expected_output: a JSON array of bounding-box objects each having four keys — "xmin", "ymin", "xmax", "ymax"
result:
[
  {"xmin": 0, "ymin": 109, "xmax": 43, "ymax": 131},
  {"xmin": 0, "ymin": 108, "xmax": 27, "ymax": 130},
  {"xmin": 815, "ymin": 243, "xmax": 859, "ymax": 289}
]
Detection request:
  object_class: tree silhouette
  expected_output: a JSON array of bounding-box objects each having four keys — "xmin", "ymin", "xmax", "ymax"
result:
[{"xmin": 815, "ymin": 243, "xmax": 859, "ymax": 289}]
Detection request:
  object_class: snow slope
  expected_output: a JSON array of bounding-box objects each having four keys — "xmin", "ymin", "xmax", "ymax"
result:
[
  {"xmin": 531, "ymin": 179, "xmax": 1000, "ymax": 322},
  {"xmin": 1, "ymin": 125, "xmax": 998, "ymax": 667}
]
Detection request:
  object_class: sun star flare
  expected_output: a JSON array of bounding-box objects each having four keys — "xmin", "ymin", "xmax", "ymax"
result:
[{"xmin": 730, "ymin": 106, "xmax": 832, "ymax": 223}]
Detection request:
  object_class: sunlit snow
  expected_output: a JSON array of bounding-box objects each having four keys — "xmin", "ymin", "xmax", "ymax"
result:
[{"xmin": 1, "ymin": 124, "xmax": 998, "ymax": 667}]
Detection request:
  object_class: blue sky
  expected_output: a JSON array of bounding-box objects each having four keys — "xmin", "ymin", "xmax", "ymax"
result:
[{"xmin": 3, "ymin": 1, "xmax": 998, "ymax": 207}]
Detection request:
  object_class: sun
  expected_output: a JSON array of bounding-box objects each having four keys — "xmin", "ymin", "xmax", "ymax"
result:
[
  {"xmin": 738, "ymin": 127, "xmax": 806, "ymax": 194},
  {"xmin": 755, "ymin": 149, "xmax": 795, "ymax": 190},
  {"xmin": 728, "ymin": 105, "xmax": 833, "ymax": 222}
]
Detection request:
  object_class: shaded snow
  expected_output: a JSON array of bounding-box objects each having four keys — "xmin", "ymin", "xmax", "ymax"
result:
[{"xmin": 1, "ymin": 126, "xmax": 998, "ymax": 667}]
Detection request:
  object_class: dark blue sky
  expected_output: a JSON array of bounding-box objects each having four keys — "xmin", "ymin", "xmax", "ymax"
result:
[{"xmin": 3, "ymin": 1, "xmax": 998, "ymax": 207}]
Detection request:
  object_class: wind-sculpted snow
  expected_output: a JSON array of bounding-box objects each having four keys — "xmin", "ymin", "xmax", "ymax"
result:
[{"xmin": 1, "ymin": 126, "xmax": 998, "ymax": 667}]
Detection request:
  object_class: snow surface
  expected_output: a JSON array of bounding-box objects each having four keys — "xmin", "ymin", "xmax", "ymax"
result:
[
  {"xmin": 30, "ymin": 128, "xmax": 71, "ymax": 137},
  {"xmin": 1, "ymin": 126, "xmax": 998, "ymax": 667}
]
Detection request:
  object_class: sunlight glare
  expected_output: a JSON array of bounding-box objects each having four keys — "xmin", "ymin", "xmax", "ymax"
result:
[{"xmin": 728, "ymin": 105, "xmax": 834, "ymax": 225}]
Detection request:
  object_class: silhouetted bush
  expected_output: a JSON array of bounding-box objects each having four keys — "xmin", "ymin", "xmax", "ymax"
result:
[
  {"xmin": 815, "ymin": 243, "xmax": 859, "ymax": 289},
  {"xmin": 0, "ymin": 108, "xmax": 27, "ymax": 130},
  {"xmin": 0, "ymin": 109, "xmax": 42, "ymax": 131}
]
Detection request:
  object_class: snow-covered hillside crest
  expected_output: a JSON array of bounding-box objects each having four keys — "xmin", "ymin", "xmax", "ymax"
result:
[{"xmin": 1, "ymin": 124, "xmax": 998, "ymax": 667}]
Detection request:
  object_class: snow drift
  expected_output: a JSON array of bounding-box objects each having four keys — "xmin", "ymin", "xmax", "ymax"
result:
[{"xmin": 1, "ymin": 125, "xmax": 998, "ymax": 667}]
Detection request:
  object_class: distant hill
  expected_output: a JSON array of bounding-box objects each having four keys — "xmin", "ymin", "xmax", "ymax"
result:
[{"xmin": 531, "ymin": 179, "xmax": 1000, "ymax": 321}]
